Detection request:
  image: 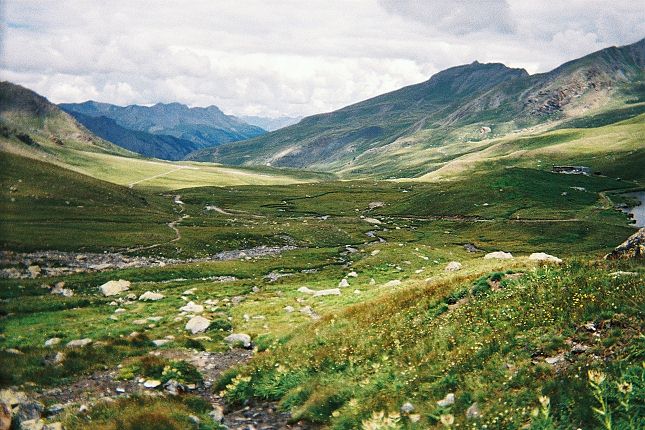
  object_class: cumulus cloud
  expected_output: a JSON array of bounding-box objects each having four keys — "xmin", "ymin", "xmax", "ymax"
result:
[{"xmin": 0, "ymin": 1, "xmax": 643, "ymax": 117}]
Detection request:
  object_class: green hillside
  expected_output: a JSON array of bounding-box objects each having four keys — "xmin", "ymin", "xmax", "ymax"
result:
[{"xmin": 189, "ymin": 39, "xmax": 644, "ymax": 179}]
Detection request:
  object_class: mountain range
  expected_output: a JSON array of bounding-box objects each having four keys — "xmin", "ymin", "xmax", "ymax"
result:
[
  {"xmin": 188, "ymin": 38, "xmax": 645, "ymax": 177},
  {"xmin": 59, "ymin": 101, "xmax": 266, "ymax": 160}
]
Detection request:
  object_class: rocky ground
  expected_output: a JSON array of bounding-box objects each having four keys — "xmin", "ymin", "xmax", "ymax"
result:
[
  {"xmin": 3, "ymin": 347, "xmax": 314, "ymax": 430},
  {"xmin": 0, "ymin": 245, "xmax": 298, "ymax": 279}
]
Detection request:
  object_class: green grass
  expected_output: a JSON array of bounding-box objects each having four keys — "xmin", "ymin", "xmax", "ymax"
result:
[{"xmin": 219, "ymin": 260, "xmax": 644, "ymax": 429}]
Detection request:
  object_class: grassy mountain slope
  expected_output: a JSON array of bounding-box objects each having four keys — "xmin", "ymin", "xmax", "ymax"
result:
[
  {"xmin": 0, "ymin": 82, "xmax": 323, "ymax": 190},
  {"xmin": 190, "ymin": 39, "xmax": 644, "ymax": 178},
  {"xmin": 64, "ymin": 111, "xmax": 202, "ymax": 160},
  {"xmin": 60, "ymin": 100, "xmax": 266, "ymax": 153}
]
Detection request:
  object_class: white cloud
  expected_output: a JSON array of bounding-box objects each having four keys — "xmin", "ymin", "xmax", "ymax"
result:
[{"xmin": 0, "ymin": 0, "xmax": 643, "ymax": 117}]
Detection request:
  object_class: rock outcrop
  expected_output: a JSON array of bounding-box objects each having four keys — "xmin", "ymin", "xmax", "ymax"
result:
[{"xmin": 605, "ymin": 228, "xmax": 644, "ymax": 259}]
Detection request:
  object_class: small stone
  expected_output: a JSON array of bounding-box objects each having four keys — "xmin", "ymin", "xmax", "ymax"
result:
[
  {"xmin": 369, "ymin": 278, "xmax": 376, "ymax": 285},
  {"xmin": 43, "ymin": 422, "xmax": 63, "ymax": 430},
  {"xmin": 545, "ymin": 354, "xmax": 565, "ymax": 365},
  {"xmin": 27, "ymin": 265, "xmax": 41, "ymax": 278},
  {"xmin": 252, "ymin": 286, "xmax": 261, "ymax": 293},
  {"xmin": 132, "ymin": 319, "xmax": 148, "ymax": 325},
  {"xmin": 152, "ymin": 339, "xmax": 171, "ymax": 347},
  {"xmin": 437, "ymin": 393, "xmax": 455, "ymax": 407},
  {"xmin": 347, "ymin": 271, "xmax": 358, "ymax": 278},
  {"xmin": 383, "ymin": 279, "xmax": 401, "ymax": 288},
  {"xmin": 364, "ymin": 217, "xmax": 382, "ymax": 224},
  {"xmin": 46, "ymin": 403, "xmax": 64, "ymax": 416},
  {"xmin": 338, "ymin": 279, "xmax": 350, "ymax": 288},
  {"xmin": 224, "ymin": 333, "xmax": 252, "ymax": 348},
  {"xmin": 571, "ymin": 343, "xmax": 589, "ymax": 353},
  {"xmin": 180, "ymin": 301, "xmax": 204, "ymax": 313},
  {"xmin": 400, "ymin": 402, "xmax": 414, "ymax": 414},
  {"xmin": 444, "ymin": 261, "xmax": 462, "ymax": 272},
  {"xmin": 529, "ymin": 253, "xmax": 562, "ymax": 264},
  {"xmin": 114, "ymin": 308, "xmax": 126, "ymax": 314},
  {"xmin": 210, "ymin": 404, "xmax": 224, "ymax": 423},
  {"xmin": 66, "ymin": 338, "xmax": 92, "ymax": 348},
  {"xmin": 143, "ymin": 380, "xmax": 161, "ymax": 388},
  {"xmin": 313, "ymin": 288, "xmax": 341, "ymax": 297},
  {"xmin": 484, "ymin": 251, "xmax": 513, "ymax": 259},
  {"xmin": 466, "ymin": 402, "xmax": 481, "ymax": 419},
  {"xmin": 284, "ymin": 306, "xmax": 295, "ymax": 313},
  {"xmin": 297, "ymin": 286, "xmax": 315, "ymax": 294},
  {"xmin": 138, "ymin": 291, "xmax": 164, "ymax": 301},
  {"xmin": 370, "ymin": 250, "xmax": 380, "ymax": 256}
]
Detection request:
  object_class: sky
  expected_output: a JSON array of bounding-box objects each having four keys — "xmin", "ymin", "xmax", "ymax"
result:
[{"xmin": 1, "ymin": 1, "xmax": 644, "ymax": 118}]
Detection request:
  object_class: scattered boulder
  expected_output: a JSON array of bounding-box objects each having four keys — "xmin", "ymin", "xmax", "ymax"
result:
[
  {"xmin": 210, "ymin": 404, "xmax": 224, "ymax": 423},
  {"xmin": 368, "ymin": 201, "xmax": 385, "ymax": 209},
  {"xmin": 13, "ymin": 400, "xmax": 44, "ymax": 429},
  {"xmin": 545, "ymin": 354, "xmax": 565, "ymax": 365},
  {"xmin": 284, "ymin": 306, "xmax": 295, "ymax": 313},
  {"xmin": 605, "ymin": 227, "xmax": 644, "ymax": 259},
  {"xmin": 313, "ymin": 288, "xmax": 341, "ymax": 297},
  {"xmin": 185, "ymin": 316, "xmax": 210, "ymax": 334},
  {"xmin": 484, "ymin": 251, "xmax": 513, "ymax": 260},
  {"xmin": 224, "ymin": 333, "xmax": 252, "ymax": 348},
  {"xmin": 43, "ymin": 423, "xmax": 63, "ymax": 430},
  {"xmin": 50, "ymin": 282, "xmax": 73, "ymax": 297},
  {"xmin": 466, "ymin": 402, "xmax": 481, "ymax": 419},
  {"xmin": 152, "ymin": 339, "xmax": 171, "ymax": 347},
  {"xmin": 44, "ymin": 338, "xmax": 60, "ymax": 347},
  {"xmin": 300, "ymin": 306, "xmax": 319, "ymax": 320},
  {"xmin": 444, "ymin": 261, "xmax": 462, "ymax": 272},
  {"xmin": 99, "ymin": 280, "xmax": 130, "ymax": 296},
  {"xmin": 364, "ymin": 217, "xmax": 382, "ymax": 225},
  {"xmin": 180, "ymin": 301, "xmax": 204, "ymax": 314},
  {"xmin": 338, "ymin": 279, "xmax": 350, "ymax": 288},
  {"xmin": 65, "ymin": 338, "xmax": 92, "ymax": 348},
  {"xmin": 143, "ymin": 380, "xmax": 161, "ymax": 389},
  {"xmin": 383, "ymin": 280, "xmax": 401, "ymax": 288},
  {"xmin": 347, "ymin": 271, "xmax": 358, "ymax": 278},
  {"xmin": 138, "ymin": 291, "xmax": 164, "ymax": 301},
  {"xmin": 400, "ymin": 402, "xmax": 414, "ymax": 414},
  {"xmin": 464, "ymin": 243, "xmax": 481, "ymax": 253},
  {"xmin": 437, "ymin": 393, "xmax": 455, "ymax": 407},
  {"xmin": 529, "ymin": 253, "xmax": 562, "ymax": 264},
  {"xmin": 297, "ymin": 286, "xmax": 315, "ymax": 294},
  {"xmin": 27, "ymin": 265, "xmax": 41, "ymax": 278},
  {"xmin": 164, "ymin": 379, "xmax": 185, "ymax": 396}
]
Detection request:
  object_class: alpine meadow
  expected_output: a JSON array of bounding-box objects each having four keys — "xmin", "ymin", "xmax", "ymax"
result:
[{"xmin": 0, "ymin": 2, "xmax": 644, "ymax": 430}]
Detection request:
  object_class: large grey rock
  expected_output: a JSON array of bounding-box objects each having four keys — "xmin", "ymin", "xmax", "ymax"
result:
[
  {"xmin": 383, "ymin": 279, "xmax": 401, "ymax": 288},
  {"xmin": 99, "ymin": 280, "xmax": 130, "ymax": 296},
  {"xmin": 185, "ymin": 316, "xmax": 210, "ymax": 334},
  {"xmin": 297, "ymin": 286, "xmax": 315, "ymax": 294},
  {"xmin": 13, "ymin": 400, "xmax": 44, "ymax": 429},
  {"xmin": 224, "ymin": 333, "xmax": 252, "ymax": 348},
  {"xmin": 44, "ymin": 338, "xmax": 60, "ymax": 347}
]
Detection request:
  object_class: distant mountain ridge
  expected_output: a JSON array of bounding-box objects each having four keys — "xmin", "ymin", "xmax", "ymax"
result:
[
  {"xmin": 59, "ymin": 100, "xmax": 266, "ymax": 160},
  {"xmin": 188, "ymin": 38, "xmax": 645, "ymax": 177}
]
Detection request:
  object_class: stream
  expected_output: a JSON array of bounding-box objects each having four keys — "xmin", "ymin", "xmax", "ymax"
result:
[{"xmin": 619, "ymin": 191, "xmax": 645, "ymax": 228}]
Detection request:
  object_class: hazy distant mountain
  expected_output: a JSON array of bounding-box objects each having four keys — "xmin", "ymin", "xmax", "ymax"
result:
[
  {"xmin": 65, "ymin": 111, "xmax": 201, "ymax": 160},
  {"xmin": 189, "ymin": 38, "xmax": 645, "ymax": 177},
  {"xmin": 239, "ymin": 115, "xmax": 302, "ymax": 131},
  {"xmin": 59, "ymin": 101, "xmax": 266, "ymax": 158}
]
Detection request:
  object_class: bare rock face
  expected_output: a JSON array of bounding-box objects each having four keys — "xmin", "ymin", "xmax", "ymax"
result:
[
  {"xmin": 605, "ymin": 228, "xmax": 645, "ymax": 259},
  {"xmin": 99, "ymin": 279, "xmax": 130, "ymax": 296}
]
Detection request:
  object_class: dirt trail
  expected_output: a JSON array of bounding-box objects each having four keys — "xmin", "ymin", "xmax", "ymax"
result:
[
  {"xmin": 126, "ymin": 195, "xmax": 184, "ymax": 253},
  {"xmin": 127, "ymin": 167, "xmax": 187, "ymax": 188}
]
